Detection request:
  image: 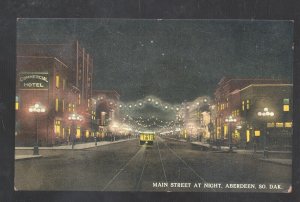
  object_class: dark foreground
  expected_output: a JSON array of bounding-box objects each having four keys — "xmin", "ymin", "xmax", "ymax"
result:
[{"xmin": 15, "ymin": 137, "xmax": 291, "ymax": 192}]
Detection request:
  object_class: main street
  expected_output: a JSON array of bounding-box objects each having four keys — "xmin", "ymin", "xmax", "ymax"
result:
[{"xmin": 15, "ymin": 137, "xmax": 291, "ymax": 192}]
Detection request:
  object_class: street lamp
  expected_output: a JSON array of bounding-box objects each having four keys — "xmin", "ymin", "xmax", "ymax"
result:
[
  {"xmin": 29, "ymin": 103, "xmax": 46, "ymax": 155},
  {"xmin": 68, "ymin": 113, "xmax": 83, "ymax": 149},
  {"xmin": 225, "ymin": 116, "xmax": 237, "ymax": 152},
  {"xmin": 257, "ymin": 107, "xmax": 274, "ymax": 158}
]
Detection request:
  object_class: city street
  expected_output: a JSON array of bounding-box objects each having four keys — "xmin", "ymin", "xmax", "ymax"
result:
[{"xmin": 15, "ymin": 137, "xmax": 291, "ymax": 192}]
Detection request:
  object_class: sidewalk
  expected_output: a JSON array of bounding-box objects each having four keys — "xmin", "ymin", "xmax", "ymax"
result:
[
  {"xmin": 15, "ymin": 138, "xmax": 136, "ymax": 160},
  {"xmin": 259, "ymin": 158, "xmax": 292, "ymax": 166}
]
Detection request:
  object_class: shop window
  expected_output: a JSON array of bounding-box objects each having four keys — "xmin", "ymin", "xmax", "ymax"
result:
[
  {"xmin": 85, "ymin": 130, "xmax": 89, "ymax": 138},
  {"xmin": 254, "ymin": 130, "xmax": 260, "ymax": 137},
  {"xmin": 285, "ymin": 122, "xmax": 292, "ymax": 128},
  {"xmin": 76, "ymin": 127, "xmax": 81, "ymax": 138},
  {"xmin": 276, "ymin": 122, "xmax": 284, "ymax": 128},
  {"xmin": 54, "ymin": 120, "xmax": 61, "ymax": 136},
  {"xmin": 68, "ymin": 103, "xmax": 72, "ymax": 112},
  {"xmin": 56, "ymin": 75, "xmax": 60, "ymax": 88},
  {"xmin": 267, "ymin": 122, "xmax": 275, "ymax": 128},
  {"xmin": 224, "ymin": 125, "xmax": 228, "ymax": 136}
]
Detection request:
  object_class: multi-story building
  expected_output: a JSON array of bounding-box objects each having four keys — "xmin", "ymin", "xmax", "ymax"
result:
[
  {"xmin": 16, "ymin": 41, "xmax": 95, "ymax": 146},
  {"xmin": 214, "ymin": 77, "xmax": 292, "ymax": 150}
]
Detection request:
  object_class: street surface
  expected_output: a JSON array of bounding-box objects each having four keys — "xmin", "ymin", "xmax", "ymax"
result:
[{"xmin": 15, "ymin": 137, "xmax": 291, "ymax": 192}]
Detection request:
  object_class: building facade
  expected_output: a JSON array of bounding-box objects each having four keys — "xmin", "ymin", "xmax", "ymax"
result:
[{"xmin": 16, "ymin": 41, "xmax": 95, "ymax": 146}]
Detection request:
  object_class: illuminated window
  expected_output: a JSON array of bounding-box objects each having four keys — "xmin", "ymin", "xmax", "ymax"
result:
[
  {"xmin": 76, "ymin": 127, "xmax": 81, "ymax": 138},
  {"xmin": 246, "ymin": 130, "xmax": 250, "ymax": 142},
  {"xmin": 62, "ymin": 128, "xmax": 65, "ymax": 138},
  {"xmin": 68, "ymin": 103, "xmax": 72, "ymax": 112},
  {"xmin": 283, "ymin": 98, "xmax": 289, "ymax": 104},
  {"xmin": 254, "ymin": 130, "xmax": 260, "ymax": 137},
  {"xmin": 56, "ymin": 75, "xmax": 60, "ymax": 88},
  {"xmin": 267, "ymin": 122, "xmax": 275, "ymax": 128},
  {"xmin": 224, "ymin": 125, "xmax": 228, "ymax": 136},
  {"xmin": 283, "ymin": 105, "xmax": 289, "ymax": 112},
  {"xmin": 15, "ymin": 96, "xmax": 19, "ymax": 110},
  {"xmin": 246, "ymin": 100, "xmax": 250, "ymax": 110},
  {"xmin": 78, "ymin": 94, "xmax": 81, "ymax": 105},
  {"xmin": 55, "ymin": 98, "xmax": 59, "ymax": 112},
  {"xmin": 68, "ymin": 128, "xmax": 71, "ymax": 135},
  {"xmin": 276, "ymin": 122, "xmax": 284, "ymax": 128},
  {"xmin": 85, "ymin": 130, "xmax": 89, "ymax": 138},
  {"xmin": 242, "ymin": 101, "xmax": 245, "ymax": 111},
  {"xmin": 54, "ymin": 120, "xmax": 61, "ymax": 136},
  {"xmin": 285, "ymin": 122, "xmax": 292, "ymax": 128},
  {"xmin": 73, "ymin": 104, "xmax": 75, "ymax": 112}
]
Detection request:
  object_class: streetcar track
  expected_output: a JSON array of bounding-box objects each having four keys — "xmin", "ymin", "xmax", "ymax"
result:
[
  {"xmin": 135, "ymin": 150, "xmax": 148, "ymax": 191},
  {"xmin": 156, "ymin": 138, "xmax": 169, "ymax": 191},
  {"xmin": 101, "ymin": 146, "xmax": 145, "ymax": 191},
  {"xmin": 159, "ymin": 137, "xmax": 217, "ymax": 192}
]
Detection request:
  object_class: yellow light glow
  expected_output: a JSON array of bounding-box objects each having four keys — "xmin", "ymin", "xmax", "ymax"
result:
[
  {"xmin": 246, "ymin": 130, "xmax": 250, "ymax": 142},
  {"xmin": 254, "ymin": 130, "xmax": 260, "ymax": 137},
  {"xmin": 283, "ymin": 105, "xmax": 289, "ymax": 112},
  {"xmin": 76, "ymin": 127, "xmax": 81, "ymax": 138},
  {"xmin": 56, "ymin": 75, "xmax": 60, "ymax": 88},
  {"xmin": 285, "ymin": 122, "xmax": 292, "ymax": 128},
  {"xmin": 267, "ymin": 122, "xmax": 275, "ymax": 128},
  {"xmin": 15, "ymin": 102, "xmax": 19, "ymax": 110},
  {"xmin": 276, "ymin": 122, "xmax": 284, "ymax": 128},
  {"xmin": 55, "ymin": 98, "xmax": 59, "ymax": 112}
]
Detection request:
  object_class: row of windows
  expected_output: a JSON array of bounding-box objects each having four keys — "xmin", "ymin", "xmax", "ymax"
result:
[{"xmin": 55, "ymin": 98, "xmax": 76, "ymax": 113}]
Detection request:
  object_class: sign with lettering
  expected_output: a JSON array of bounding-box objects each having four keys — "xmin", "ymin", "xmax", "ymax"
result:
[{"xmin": 19, "ymin": 72, "xmax": 49, "ymax": 89}]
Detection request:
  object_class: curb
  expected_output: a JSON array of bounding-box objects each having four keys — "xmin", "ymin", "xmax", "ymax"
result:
[
  {"xmin": 15, "ymin": 155, "xmax": 43, "ymax": 161},
  {"xmin": 259, "ymin": 158, "xmax": 292, "ymax": 166}
]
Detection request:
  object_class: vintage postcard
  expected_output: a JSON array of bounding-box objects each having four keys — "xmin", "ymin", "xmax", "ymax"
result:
[{"xmin": 14, "ymin": 19, "xmax": 293, "ymax": 192}]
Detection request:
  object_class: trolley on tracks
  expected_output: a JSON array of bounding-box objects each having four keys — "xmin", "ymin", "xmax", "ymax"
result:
[{"xmin": 139, "ymin": 132, "xmax": 155, "ymax": 146}]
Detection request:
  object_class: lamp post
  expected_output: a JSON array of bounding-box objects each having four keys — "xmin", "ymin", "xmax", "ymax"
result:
[
  {"xmin": 29, "ymin": 103, "xmax": 46, "ymax": 155},
  {"xmin": 68, "ymin": 113, "xmax": 83, "ymax": 149},
  {"xmin": 257, "ymin": 107, "xmax": 274, "ymax": 158},
  {"xmin": 225, "ymin": 116, "xmax": 237, "ymax": 152}
]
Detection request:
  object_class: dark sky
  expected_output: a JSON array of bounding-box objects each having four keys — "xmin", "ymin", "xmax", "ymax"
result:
[{"xmin": 17, "ymin": 19, "xmax": 293, "ymax": 104}]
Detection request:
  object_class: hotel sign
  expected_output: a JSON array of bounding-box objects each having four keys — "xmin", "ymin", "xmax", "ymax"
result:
[{"xmin": 19, "ymin": 72, "xmax": 49, "ymax": 89}]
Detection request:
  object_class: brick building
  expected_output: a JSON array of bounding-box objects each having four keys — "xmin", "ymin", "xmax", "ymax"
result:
[{"xmin": 16, "ymin": 41, "xmax": 95, "ymax": 146}]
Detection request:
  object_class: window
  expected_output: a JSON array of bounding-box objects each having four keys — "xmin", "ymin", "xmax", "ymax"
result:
[
  {"xmin": 78, "ymin": 94, "xmax": 81, "ymax": 105},
  {"xmin": 73, "ymin": 104, "xmax": 75, "ymax": 112},
  {"xmin": 276, "ymin": 122, "xmax": 284, "ymax": 128},
  {"xmin": 246, "ymin": 130, "xmax": 250, "ymax": 142},
  {"xmin": 68, "ymin": 103, "xmax": 72, "ymax": 112},
  {"xmin": 254, "ymin": 130, "xmax": 260, "ymax": 137},
  {"xmin": 285, "ymin": 122, "xmax": 292, "ymax": 128},
  {"xmin": 56, "ymin": 75, "xmax": 60, "ymax": 88},
  {"xmin": 246, "ymin": 100, "xmax": 250, "ymax": 110},
  {"xmin": 283, "ymin": 105, "xmax": 289, "ymax": 112},
  {"xmin": 62, "ymin": 100, "xmax": 65, "ymax": 112},
  {"xmin": 63, "ymin": 79, "xmax": 66, "ymax": 90},
  {"xmin": 224, "ymin": 125, "xmax": 228, "ymax": 136},
  {"xmin": 85, "ymin": 130, "xmax": 89, "ymax": 138},
  {"xmin": 242, "ymin": 101, "xmax": 245, "ymax": 111},
  {"xmin": 283, "ymin": 98, "xmax": 289, "ymax": 105},
  {"xmin": 54, "ymin": 120, "xmax": 61, "ymax": 136},
  {"xmin": 267, "ymin": 122, "xmax": 275, "ymax": 128},
  {"xmin": 55, "ymin": 98, "xmax": 59, "ymax": 112},
  {"xmin": 15, "ymin": 96, "xmax": 19, "ymax": 110},
  {"xmin": 76, "ymin": 127, "xmax": 81, "ymax": 138}
]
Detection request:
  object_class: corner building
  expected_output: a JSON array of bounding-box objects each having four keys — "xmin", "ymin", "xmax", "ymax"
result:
[{"xmin": 16, "ymin": 41, "xmax": 94, "ymax": 146}]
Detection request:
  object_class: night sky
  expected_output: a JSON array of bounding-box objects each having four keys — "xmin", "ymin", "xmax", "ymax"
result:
[{"xmin": 17, "ymin": 19, "xmax": 293, "ymax": 104}]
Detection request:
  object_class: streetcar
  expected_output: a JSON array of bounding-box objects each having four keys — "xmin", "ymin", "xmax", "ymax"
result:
[{"xmin": 139, "ymin": 132, "xmax": 155, "ymax": 146}]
